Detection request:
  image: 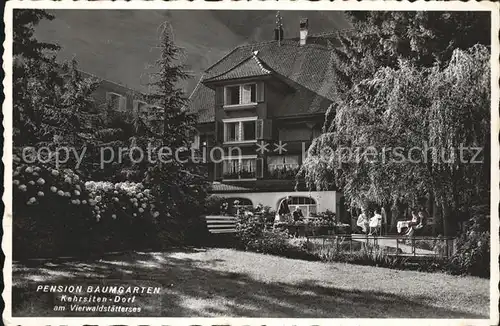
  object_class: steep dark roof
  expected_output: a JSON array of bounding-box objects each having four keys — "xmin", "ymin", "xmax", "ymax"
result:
[
  {"xmin": 187, "ymin": 34, "xmax": 339, "ymax": 123},
  {"xmin": 187, "ymin": 75, "xmax": 214, "ymax": 123},
  {"xmin": 204, "ymin": 54, "xmax": 271, "ymax": 82}
]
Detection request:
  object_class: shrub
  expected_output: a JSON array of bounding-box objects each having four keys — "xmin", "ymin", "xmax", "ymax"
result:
[
  {"xmin": 245, "ymin": 229, "xmax": 290, "ymax": 255},
  {"xmin": 274, "ymin": 218, "xmax": 350, "ymax": 236},
  {"xmin": 84, "ymin": 181, "xmax": 159, "ymax": 222},
  {"xmin": 235, "ymin": 211, "xmax": 267, "ymax": 248},
  {"xmin": 310, "ymin": 210, "xmax": 336, "ymax": 221},
  {"xmin": 449, "ymin": 205, "xmax": 490, "ymax": 277},
  {"xmin": 343, "ymin": 248, "xmax": 404, "ymax": 269},
  {"xmin": 83, "ymin": 181, "xmax": 163, "ymax": 251},
  {"xmin": 204, "ymin": 195, "xmax": 226, "ymax": 215},
  {"xmin": 232, "ymin": 209, "xmax": 317, "ymax": 260},
  {"xmin": 254, "ymin": 204, "xmax": 276, "ymax": 225},
  {"xmin": 12, "ymin": 162, "xmax": 183, "ymax": 258},
  {"xmin": 13, "ymin": 164, "xmax": 94, "ymax": 258}
]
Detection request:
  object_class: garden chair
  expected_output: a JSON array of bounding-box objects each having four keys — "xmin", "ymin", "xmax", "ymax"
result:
[{"xmin": 368, "ymin": 217, "xmax": 382, "ymax": 236}]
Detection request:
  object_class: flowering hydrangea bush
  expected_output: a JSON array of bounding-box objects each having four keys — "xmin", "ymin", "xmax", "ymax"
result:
[
  {"xmin": 84, "ymin": 181, "xmax": 160, "ymax": 222},
  {"xmin": 13, "ymin": 163, "xmax": 94, "ymax": 258},
  {"xmin": 13, "ymin": 164, "xmax": 161, "ymax": 223},
  {"xmin": 13, "ymin": 164, "xmax": 90, "ymax": 210},
  {"xmin": 12, "ymin": 162, "xmax": 167, "ymax": 258}
]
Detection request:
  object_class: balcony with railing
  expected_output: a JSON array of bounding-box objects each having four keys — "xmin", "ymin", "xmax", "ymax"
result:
[
  {"xmin": 223, "ymin": 158, "xmax": 257, "ymax": 180},
  {"xmin": 267, "ymin": 160, "xmax": 301, "ymax": 180},
  {"xmin": 223, "ymin": 169, "xmax": 257, "ymax": 180}
]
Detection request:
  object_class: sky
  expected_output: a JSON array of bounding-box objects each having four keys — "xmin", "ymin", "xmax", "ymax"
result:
[{"xmin": 34, "ymin": 10, "xmax": 350, "ymax": 93}]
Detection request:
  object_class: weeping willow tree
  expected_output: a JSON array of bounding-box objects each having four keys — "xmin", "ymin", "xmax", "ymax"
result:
[
  {"xmin": 302, "ymin": 45, "xmax": 490, "ymax": 235},
  {"xmin": 426, "ymin": 45, "xmax": 490, "ymax": 235}
]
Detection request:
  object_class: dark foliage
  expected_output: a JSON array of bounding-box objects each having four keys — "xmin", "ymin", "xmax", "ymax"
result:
[{"xmin": 449, "ymin": 205, "xmax": 490, "ymax": 277}]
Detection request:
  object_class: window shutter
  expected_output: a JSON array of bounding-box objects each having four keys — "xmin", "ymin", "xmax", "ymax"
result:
[
  {"xmin": 215, "ymin": 87, "xmax": 224, "ymax": 106},
  {"xmin": 214, "ymin": 162, "xmax": 223, "ymax": 180},
  {"xmin": 256, "ymin": 158, "xmax": 264, "ymax": 179},
  {"xmin": 119, "ymin": 96, "xmax": 127, "ymax": 112},
  {"xmin": 256, "ymin": 119, "xmax": 263, "ymax": 139},
  {"xmin": 257, "ymin": 82, "xmax": 265, "ymax": 102},
  {"xmin": 216, "ymin": 121, "xmax": 224, "ymax": 143},
  {"xmin": 263, "ymin": 119, "xmax": 273, "ymax": 139},
  {"xmin": 133, "ymin": 100, "xmax": 140, "ymax": 116}
]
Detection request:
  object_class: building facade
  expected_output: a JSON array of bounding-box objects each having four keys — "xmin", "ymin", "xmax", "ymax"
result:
[
  {"xmin": 187, "ymin": 19, "xmax": 344, "ymax": 218},
  {"xmin": 79, "ymin": 71, "xmax": 163, "ymax": 129}
]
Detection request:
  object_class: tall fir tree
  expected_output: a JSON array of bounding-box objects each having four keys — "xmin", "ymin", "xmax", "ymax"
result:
[{"xmin": 137, "ymin": 23, "xmax": 208, "ymax": 245}]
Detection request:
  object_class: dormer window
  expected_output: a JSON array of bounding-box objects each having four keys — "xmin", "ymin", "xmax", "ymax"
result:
[
  {"xmin": 224, "ymin": 83, "xmax": 257, "ymax": 107},
  {"xmin": 133, "ymin": 100, "xmax": 148, "ymax": 116},
  {"xmin": 106, "ymin": 92, "xmax": 127, "ymax": 112}
]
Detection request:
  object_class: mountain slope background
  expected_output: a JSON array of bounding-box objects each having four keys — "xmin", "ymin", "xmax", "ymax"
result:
[{"xmin": 35, "ymin": 10, "xmax": 350, "ymax": 94}]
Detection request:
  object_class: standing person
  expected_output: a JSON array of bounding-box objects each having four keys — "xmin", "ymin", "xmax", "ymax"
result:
[
  {"xmin": 233, "ymin": 199, "xmax": 240, "ymax": 216},
  {"xmin": 293, "ymin": 207, "xmax": 304, "ymax": 221},
  {"xmin": 291, "ymin": 207, "xmax": 304, "ymax": 237},
  {"xmin": 278, "ymin": 196, "xmax": 291, "ymax": 222},
  {"xmin": 220, "ymin": 201, "xmax": 229, "ymax": 216},
  {"xmin": 356, "ymin": 208, "xmax": 369, "ymax": 234}
]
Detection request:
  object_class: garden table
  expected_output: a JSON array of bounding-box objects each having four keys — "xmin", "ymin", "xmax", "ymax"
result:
[{"xmin": 397, "ymin": 220, "xmax": 410, "ymax": 233}]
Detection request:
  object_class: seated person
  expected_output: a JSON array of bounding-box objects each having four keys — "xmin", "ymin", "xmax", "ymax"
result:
[
  {"xmin": 369, "ymin": 209, "xmax": 382, "ymax": 235},
  {"xmin": 413, "ymin": 208, "xmax": 428, "ymax": 234},
  {"xmin": 356, "ymin": 209, "xmax": 369, "ymax": 234},
  {"xmin": 405, "ymin": 211, "xmax": 420, "ymax": 236},
  {"xmin": 417, "ymin": 208, "xmax": 427, "ymax": 226}
]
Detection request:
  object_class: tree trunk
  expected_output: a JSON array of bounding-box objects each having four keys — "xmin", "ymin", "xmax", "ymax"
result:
[
  {"xmin": 383, "ymin": 203, "xmax": 392, "ymax": 235},
  {"xmin": 442, "ymin": 202, "xmax": 451, "ymax": 237}
]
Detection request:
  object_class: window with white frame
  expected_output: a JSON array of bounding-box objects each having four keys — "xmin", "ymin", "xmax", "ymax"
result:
[
  {"xmin": 223, "ymin": 156, "xmax": 257, "ymax": 179},
  {"xmin": 191, "ymin": 131, "xmax": 201, "ymax": 149},
  {"xmin": 106, "ymin": 92, "xmax": 127, "ymax": 112},
  {"xmin": 223, "ymin": 117, "xmax": 258, "ymax": 143},
  {"xmin": 228, "ymin": 197, "xmax": 254, "ymax": 212},
  {"xmin": 224, "ymin": 83, "xmax": 257, "ymax": 106},
  {"xmin": 134, "ymin": 100, "xmax": 148, "ymax": 117},
  {"xmin": 278, "ymin": 196, "xmax": 317, "ymax": 217}
]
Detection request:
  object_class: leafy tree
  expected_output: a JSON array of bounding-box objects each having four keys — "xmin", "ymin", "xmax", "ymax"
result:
[
  {"xmin": 331, "ymin": 11, "xmax": 490, "ymax": 101},
  {"xmin": 303, "ymin": 11, "xmax": 490, "ymax": 235},
  {"xmin": 13, "ymin": 9, "xmax": 59, "ymax": 145},
  {"xmin": 13, "ymin": 10, "xmax": 102, "ymax": 148},
  {"xmin": 13, "ymin": 9, "xmax": 60, "ymax": 60},
  {"xmin": 303, "ymin": 45, "xmax": 490, "ymax": 236}
]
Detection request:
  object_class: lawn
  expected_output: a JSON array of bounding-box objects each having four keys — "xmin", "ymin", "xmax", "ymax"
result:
[{"xmin": 12, "ymin": 248, "xmax": 489, "ymax": 318}]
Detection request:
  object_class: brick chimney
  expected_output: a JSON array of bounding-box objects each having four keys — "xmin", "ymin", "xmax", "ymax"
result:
[
  {"xmin": 299, "ymin": 18, "xmax": 308, "ymax": 46},
  {"xmin": 275, "ymin": 11, "xmax": 284, "ymax": 44}
]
